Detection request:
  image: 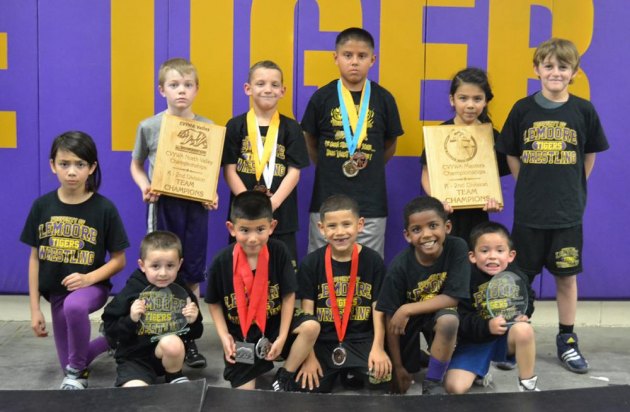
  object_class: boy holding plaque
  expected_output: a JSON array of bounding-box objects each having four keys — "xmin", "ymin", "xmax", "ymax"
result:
[
  {"xmin": 130, "ymin": 58, "xmax": 215, "ymax": 368},
  {"xmin": 301, "ymin": 27, "xmax": 403, "ymax": 258},
  {"xmin": 496, "ymin": 38, "xmax": 609, "ymax": 374},
  {"xmin": 102, "ymin": 231, "xmax": 203, "ymax": 387},
  {"xmin": 222, "ymin": 60, "xmax": 309, "ymax": 267},
  {"xmin": 443, "ymin": 222, "xmax": 538, "ymax": 393},
  {"xmin": 376, "ymin": 196, "xmax": 470, "ymax": 395},
  {"xmin": 295, "ymin": 194, "xmax": 391, "ymax": 393},
  {"xmin": 205, "ymin": 191, "xmax": 320, "ymax": 391}
]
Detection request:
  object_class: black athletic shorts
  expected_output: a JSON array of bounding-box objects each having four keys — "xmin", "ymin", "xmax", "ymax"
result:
[
  {"xmin": 399, "ymin": 308, "xmax": 459, "ymax": 374},
  {"xmin": 115, "ymin": 353, "xmax": 165, "ymax": 387},
  {"xmin": 223, "ymin": 309, "xmax": 317, "ymax": 388},
  {"xmin": 512, "ymin": 223, "xmax": 583, "ymax": 281}
]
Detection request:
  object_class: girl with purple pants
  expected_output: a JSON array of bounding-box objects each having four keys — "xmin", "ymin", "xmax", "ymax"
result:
[{"xmin": 20, "ymin": 131, "xmax": 129, "ymax": 389}]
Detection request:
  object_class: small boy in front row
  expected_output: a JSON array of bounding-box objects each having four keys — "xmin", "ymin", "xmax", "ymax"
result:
[
  {"xmin": 376, "ymin": 196, "xmax": 470, "ymax": 395},
  {"xmin": 205, "ymin": 191, "xmax": 320, "ymax": 391},
  {"xmin": 497, "ymin": 38, "xmax": 609, "ymax": 374},
  {"xmin": 443, "ymin": 222, "xmax": 539, "ymax": 394},
  {"xmin": 102, "ymin": 231, "xmax": 203, "ymax": 386},
  {"xmin": 296, "ymin": 194, "xmax": 391, "ymax": 392},
  {"xmin": 222, "ymin": 60, "xmax": 309, "ymax": 268}
]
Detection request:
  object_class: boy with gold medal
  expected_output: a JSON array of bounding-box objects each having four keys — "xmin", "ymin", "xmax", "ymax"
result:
[
  {"xmin": 302, "ymin": 28, "xmax": 404, "ymax": 258},
  {"xmin": 223, "ymin": 60, "xmax": 309, "ymax": 267}
]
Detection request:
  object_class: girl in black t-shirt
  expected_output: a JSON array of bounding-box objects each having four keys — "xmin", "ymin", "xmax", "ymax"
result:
[
  {"xmin": 20, "ymin": 131, "xmax": 129, "ymax": 390},
  {"xmin": 420, "ymin": 68, "xmax": 509, "ymax": 244}
]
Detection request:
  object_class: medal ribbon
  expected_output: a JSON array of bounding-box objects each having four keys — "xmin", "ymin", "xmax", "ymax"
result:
[
  {"xmin": 247, "ymin": 108, "xmax": 279, "ymax": 187},
  {"xmin": 337, "ymin": 79, "xmax": 371, "ymax": 156},
  {"xmin": 325, "ymin": 244, "xmax": 359, "ymax": 345},
  {"xmin": 232, "ymin": 243, "xmax": 269, "ymax": 339}
]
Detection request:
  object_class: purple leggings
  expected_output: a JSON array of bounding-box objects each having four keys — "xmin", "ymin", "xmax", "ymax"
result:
[{"xmin": 49, "ymin": 285, "xmax": 110, "ymax": 372}]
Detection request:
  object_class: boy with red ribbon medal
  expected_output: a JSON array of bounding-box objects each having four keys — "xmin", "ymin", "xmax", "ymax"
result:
[
  {"xmin": 205, "ymin": 191, "xmax": 320, "ymax": 391},
  {"xmin": 296, "ymin": 195, "xmax": 391, "ymax": 393},
  {"xmin": 302, "ymin": 27, "xmax": 403, "ymax": 258},
  {"xmin": 376, "ymin": 197, "xmax": 470, "ymax": 395},
  {"xmin": 222, "ymin": 60, "xmax": 309, "ymax": 268}
]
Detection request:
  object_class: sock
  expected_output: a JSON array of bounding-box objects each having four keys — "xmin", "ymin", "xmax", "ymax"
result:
[
  {"xmin": 165, "ymin": 370, "xmax": 184, "ymax": 383},
  {"xmin": 559, "ymin": 324, "xmax": 574, "ymax": 335},
  {"xmin": 425, "ymin": 357, "xmax": 449, "ymax": 382}
]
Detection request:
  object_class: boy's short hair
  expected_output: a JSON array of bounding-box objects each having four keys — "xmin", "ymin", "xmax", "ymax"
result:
[
  {"xmin": 469, "ymin": 221, "xmax": 513, "ymax": 251},
  {"xmin": 230, "ymin": 191, "xmax": 273, "ymax": 223},
  {"xmin": 335, "ymin": 27, "xmax": 375, "ymax": 50},
  {"xmin": 533, "ymin": 38, "xmax": 580, "ymax": 72},
  {"xmin": 248, "ymin": 60, "xmax": 283, "ymax": 84},
  {"xmin": 158, "ymin": 58, "xmax": 199, "ymax": 87},
  {"xmin": 403, "ymin": 196, "xmax": 448, "ymax": 228},
  {"xmin": 140, "ymin": 231, "xmax": 183, "ymax": 260},
  {"xmin": 319, "ymin": 194, "xmax": 360, "ymax": 222}
]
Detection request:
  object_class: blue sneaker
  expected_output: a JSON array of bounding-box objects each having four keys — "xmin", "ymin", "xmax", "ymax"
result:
[
  {"xmin": 556, "ymin": 333, "xmax": 589, "ymax": 374},
  {"xmin": 492, "ymin": 360, "xmax": 516, "ymax": 371}
]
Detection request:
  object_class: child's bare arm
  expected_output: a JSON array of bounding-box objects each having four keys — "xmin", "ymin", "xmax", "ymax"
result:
[
  {"xmin": 369, "ymin": 305, "xmax": 392, "ymax": 379},
  {"xmin": 270, "ymin": 166, "xmax": 300, "ymax": 212},
  {"xmin": 223, "ymin": 164, "xmax": 247, "ymax": 195},
  {"xmin": 506, "ymin": 155, "xmax": 521, "ymax": 180},
  {"xmin": 267, "ymin": 292, "xmax": 295, "ymax": 360},
  {"xmin": 304, "ymin": 132, "xmax": 318, "ymax": 165},
  {"xmin": 384, "ymin": 139, "xmax": 397, "ymax": 163},
  {"xmin": 130, "ymin": 159, "xmax": 159, "ymax": 202},
  {"xmin": 584, "ymin": 153, "xmax": 596, "ymax": 178},
  {"xmin": 388, "ymin": 294, "xmax": 458, "ymax": 335},
  {"xmin": 28, "ymin": 247, "xmax": 47, "ymax": 337},
  {"xmin": 208, "ymin": 303, "xmax": 237, "ymax": 363},
  {"xmin": 62, "ymin": 250, "xmax": 126, "ymax": 291}
]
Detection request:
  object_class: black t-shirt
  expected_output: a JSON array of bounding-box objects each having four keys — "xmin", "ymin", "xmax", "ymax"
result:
[
  {"xmin": 457, "ymin": 264, "xmax": 535, "ymax": 344},
  {"xmin": 497, "ymin": 94, "xmax": 609, "ymax": 228},
  {"xmin": 20, "ymin": 190, "xmax": 130, "ymax": 299},
  {"xmin": 301, "ymin": 80, "xmax": 404, "ymax": 217},
  {"xmin": 376, "ymin": 236, "xmax": 470, "ymax": 316},
  {"xmin": 204, "ymin": 239, "xmax": 297, "ymax": 341},
  {"xmin": 222, "ymin": 113, "xmax": 309, "ymax": 234},
  {"xmin": 297, "ymin": 245, "xmax": 385, "ymax": 343},
  {"xmin": 102, "ymin": 269, "xmax": 203, "ymax": 359}
]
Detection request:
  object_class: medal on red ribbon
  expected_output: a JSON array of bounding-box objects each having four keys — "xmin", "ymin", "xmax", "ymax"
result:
[
  {"xmin": 325, "ymin": 244, "xmax": 359, "ymax": 366},
  {"xmin": 232, "ymin": 244, "xmax": 270, "ymax": 363}
]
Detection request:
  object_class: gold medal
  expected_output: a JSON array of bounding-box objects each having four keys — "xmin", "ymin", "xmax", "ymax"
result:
[
  {"xmin": 352, "ymin": 151, "xmax": 368, "ymax": 170},
  {"xmin": 342, "ymin": 159, "xmax": 359, "ymax": 178}
]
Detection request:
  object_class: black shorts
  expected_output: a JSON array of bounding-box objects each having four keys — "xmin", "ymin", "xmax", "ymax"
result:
[
  {"xmin": 399, "ymin": 308, "xmax": 458, "ymax": 374},
  {"xmin": 115, "ymin": 353, "xmax": 164, "ymax": 387},
  {"xmin": 304, "ymin": 339, "xmax": 373, "ymax": 393},
  {"xmin": 223, "ymin": 309, "xmax": 317, "ymax": 388},
  {"xmin": 512, "ymin": 224, "xmax": 583, "ymax": 280}
]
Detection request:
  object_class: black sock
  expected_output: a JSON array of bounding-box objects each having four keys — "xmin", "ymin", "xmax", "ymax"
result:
[
  {"xmin": 165, "ymin": 370, "xmax": 184, "ymax": 383},
  {"xmin": 559, "ymin": 324, "xmax": 574, "ymax": 335}
]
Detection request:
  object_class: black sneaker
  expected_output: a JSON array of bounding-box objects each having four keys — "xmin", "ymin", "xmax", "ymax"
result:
[
  {"xmin": 272, "ymin": 367, "xmax": 295, "ymax": 392},
  {"xmin": 184, "ymin": 340, "xmax": 207, "ymax": 368},
  {"xmin": 556, "ymin": 333, "xmax": 589, "ymax": 374},
  {"xmin": 60, "ymin": 366, "xmax": 89, "ymax": 390},
  {"xmin": 422, "ymin": 379, "xmax": 446, "ymax": 395}
]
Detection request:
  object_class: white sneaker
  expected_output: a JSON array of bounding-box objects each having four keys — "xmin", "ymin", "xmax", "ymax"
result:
[{"xmin": 518, "ymin": 375, "xmax": 540, "ymax": 392}]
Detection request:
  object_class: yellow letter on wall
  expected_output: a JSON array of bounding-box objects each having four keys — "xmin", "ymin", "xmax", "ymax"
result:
[
  {"xmin": 111, "ymin": 0, "xmax": 154, "ymax": 151},
  {"xmin": 191, "ymin": 0, "xmax": 234, "ymax": 126},
  {"xmin": 0, "ymin": 32, "xmax": 17, "ymax": 149}
]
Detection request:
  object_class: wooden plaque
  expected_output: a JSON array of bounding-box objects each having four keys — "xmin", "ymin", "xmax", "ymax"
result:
[
  {"xmin": 151, "ymin": 114, "xmax": 226, "ymax": 203},
  {"xmin": 423, "ymin": 123, "xmax": 502, "ymax": 209}
]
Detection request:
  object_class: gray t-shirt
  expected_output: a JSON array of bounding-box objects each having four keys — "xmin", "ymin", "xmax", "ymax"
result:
[{"xmin": 131, "ymin": 111, "xmax": 213, "ymax": 179}]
